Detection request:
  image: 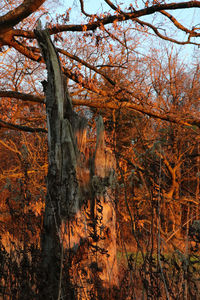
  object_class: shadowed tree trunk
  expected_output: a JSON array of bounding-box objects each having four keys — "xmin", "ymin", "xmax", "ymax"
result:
[{"xmin": 35, "ymin": 26, "xmax": 118, "ymax": 300}]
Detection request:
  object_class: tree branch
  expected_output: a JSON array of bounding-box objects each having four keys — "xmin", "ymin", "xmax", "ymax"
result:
[
  {"xmin": 0, "ymin": 118, "xmax": 47, "ymax": 133},
  {"xmin": 11, "ymin": 1, "xmax": 200, "ymax": 43},
  {"xmin": 159, "ymin": 10, "xmax": 191, "ymax": 34},
  {"xmin": 135, "ymin": 18, "xmax": 199, "ymax": 45},
  {"xmin": 0, "ymin": 90, "xmax": 199, "ymax": 129},
  {"xmin": 57, "ymin": 48, "xmax": 116, "ymax": 86},
  {"xmin": 0, "ymin": 0, "xmax": 46, "ymax": 34},
  {"xmin": 79, "ymin": 0, "xmax": 93, "ymax": 17},
  {"xmin": 0, "ymin": 90, "xmax": 45, "ymax": 103},
  {"xmin": 9, "ymin": 39, "xmax": 42, "ymax": 61},
  {"xmin": 104, "ymin": 0, "xmax": 119, "ymax": 11},
  {"xmin": 63, "ymin": 67, "xmax": 107, "ymax": 96},
  {"xmin": 72, "ymin": 99, "xmax": 200, "ymax": 129}
]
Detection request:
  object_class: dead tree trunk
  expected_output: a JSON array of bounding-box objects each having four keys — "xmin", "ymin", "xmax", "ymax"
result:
[
  {"xmin": 35, "ymin": 26, "xmax": 80, "ymax": 300},
  {"xmin": 35, "ymin": 26, "xmax": 117, "ymax": 300}
]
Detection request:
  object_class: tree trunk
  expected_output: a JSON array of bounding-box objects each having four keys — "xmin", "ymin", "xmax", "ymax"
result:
[{"xmin": 35, "ymin": 27, "xmax": 118, "ymax": 300}]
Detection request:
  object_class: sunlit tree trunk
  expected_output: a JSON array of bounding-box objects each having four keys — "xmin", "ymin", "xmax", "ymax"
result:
[
  {"xmin": 35, "ymin": 26, "xmax": 80, "ymax": 299},
  {"xmin": 35, "ymin": 27, "xmax": 117, "ymax": 299}
]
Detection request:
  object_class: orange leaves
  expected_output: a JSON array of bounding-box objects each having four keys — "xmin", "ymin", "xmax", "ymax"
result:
[
  {"xmin": 89, "ymin": 14, "xmax": 97, "ymax": 24},
  {"xmin": 55, "ymin": 7, "xmax": 71, "ymax": 24},
  {"xmin": 99, "ymin": 22, "xmax": 105, "ymax": 32},
  {"xmin": 29, "ymin": 198, "xmax": 45, "ymax": 217},
  {"xmin": 0, "ymin": 98, "xmax": 18, "ymax": 122},
  {"xmin": 109, "ymin": 44, "xmax": 113, "ymax": 52},
  {"xmin": 45, "ymin": 15, "xmax": 50, "ymax": 22},
  {"xmin": 77, "ymin": 74, "xmax": 83, "ymax": 84},
  {"xmin": 108, "ymin": 54, "xmax": 113, "ymax": 64},
  {"xmin": 65, "ymin": 7, "xmax": 71, "ymax": 22},
  {"xmin": 77, "ymin": 63, "xmax": 82, "ymax": 70},
  {"xmin": 113, "ymin": 19, "xmax": 118, "ymax": 30},
  {"xmin": 82, "ymin": 24, "xmax": 87, "ymax": 31}
]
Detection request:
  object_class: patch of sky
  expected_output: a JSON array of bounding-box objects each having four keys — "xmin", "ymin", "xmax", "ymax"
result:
[{"xmin": 45, "ymin": 0, "xmax": 199, "ymax": 65}]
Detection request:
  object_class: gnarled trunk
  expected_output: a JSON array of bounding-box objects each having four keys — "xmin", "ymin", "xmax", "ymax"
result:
[{"xmin": 35, "ymin": 27, "xmax": 117, "ymax": 300}]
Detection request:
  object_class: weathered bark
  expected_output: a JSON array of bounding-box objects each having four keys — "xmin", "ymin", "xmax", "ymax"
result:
[
  {"xmin": 66, "ymin": 116, "xmax": 118, "ymax": 299},
  {"xmin": 35, "ymin": 26, "xmax": 81, "ymax": 299},
  {"xmin": 35, "ymin": 27, "xmax": 118, "ymax": 299}
]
